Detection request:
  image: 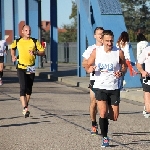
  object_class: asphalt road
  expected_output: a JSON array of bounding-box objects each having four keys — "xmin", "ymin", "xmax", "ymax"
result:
[{"xmin": 0, "ymin": 70, "xmax": 149, "ymax": 150}]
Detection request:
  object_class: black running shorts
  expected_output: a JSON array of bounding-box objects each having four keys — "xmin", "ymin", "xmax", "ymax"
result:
[
  {"xmin": 142, "ymin": 77, "xmax": 150, "ymax": 92},
  {"xmin": 0, "ymin": 56, "xmax": 4, "ymax": 63},
  {"xmin": 95, "ymin": 89, "xmax": 120, "ymax": 106}
]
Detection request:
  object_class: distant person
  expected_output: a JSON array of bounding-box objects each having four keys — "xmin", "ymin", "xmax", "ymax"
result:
[
  {"xmin": 41, "ymin": 38, "xmax": 47, "ymax": 63},
  {"xmin": 136, "ymin": 28, "xmax": 149, "ymax": 60},
  {"xmin": 137, "ymin": 45, "xmax": 150, "ymax": 118},
  {"xmin": 0, "ymin": 39, "xmax": 8, "ymax": 85},
  {"xmin": 41, "ymin": 38, "xmax": 46, "ymax": 48},
  {"xmin": 116, "ymin": 31, "xmax": 137, "ymax": 91},
  {"xmin": 136, "ymin": 28, "xmax": 149, "ymax": 116}
]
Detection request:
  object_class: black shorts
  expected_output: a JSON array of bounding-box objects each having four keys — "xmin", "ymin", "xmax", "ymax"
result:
[
  {"xmin": 0, "ymin": 56, "xmax": 4, "ymax": 63},
  {"xmin": 142, "ymin": 77, "xmax": 150, "ymax": 92},
  {"xmin": 95, "ymin": 89, "xmax": 120, "ymax": 106},
  {"xmin": 17, "ymin": 68, "xmax": 35, "ymax": 96}
]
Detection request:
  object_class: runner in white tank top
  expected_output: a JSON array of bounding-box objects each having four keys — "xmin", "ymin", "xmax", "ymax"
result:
[
  {"xmin": 0, "ymin": 39, "xmax": 8, "ymax": 85},
  {"xmin": 85, "ymin": 30, "xmax": 127, "ymax": 147},
  {"xmin": 94, "ymin": 45, "xmax": 121, "ymax": 90},
  {"xmin": 82, "ymin": 27, "xmax": 104, "ymax": 135}
]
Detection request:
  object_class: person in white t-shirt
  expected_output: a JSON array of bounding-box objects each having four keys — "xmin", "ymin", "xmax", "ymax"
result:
[
  {"xmin": 136, "ymin": 30, "xmax": 149, "ymax": 84},
  {"xmin": 136, "ymin": 28, "xmax": 148, "ymax": 60},
  {"xmin": 85, "ymin": 30, "xmax": 127, "ymax": 147},
  {"xmin": 0, "ymin": 39, "xmax": 8, "ymax": 85},
  {"xmin": 137, "ymin": 41, "xmax": 149, "ymax": 60},
  {"xmin": 82, "ymin": 27, "xmax": 104, "ymax": 135},
  {"xmin": 137, "ymin": 46, "xmax": 150, "ymax": 118}
]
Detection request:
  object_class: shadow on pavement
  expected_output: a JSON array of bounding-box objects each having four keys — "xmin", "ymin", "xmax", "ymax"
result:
[
  {"xmin": 120, "ymin": 111, "xmax": 142, "ymax": 114},
  {"xmin": 0, "ymin": 116, "xmax": 23, "ymax": 120},
  {"xmin": 0, "ymin": 120, "xmax": 51, "ymax": 128},
  {"xmin": 38, "ymin": 69, "xmax": 77, "ymax": 81},
  {"xmin": 113, "ymin": 132, "xmax": 150, "ymax": 136}
]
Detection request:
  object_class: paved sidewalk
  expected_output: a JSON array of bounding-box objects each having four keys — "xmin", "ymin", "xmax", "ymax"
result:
[{"xmin": 4, "ymin": 62, "xmax": 144, "ymax": 104}]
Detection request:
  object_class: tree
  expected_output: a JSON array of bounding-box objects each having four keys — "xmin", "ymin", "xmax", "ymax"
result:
[
  {"xmin": 58, "ymin": 0, "xmax": 77, "ymax": 42},
  {"xmin": 69, "ymin": 1, "xmax": 77, "ymax": 27},
  {"xmin": 120, "ymin": 0, "xmax": 150, "ymax": 41},
  {"xmin": 41, "ymin": 29, "xmax": 50, "ymax": 43},
  {"xmin": 58, "ymin": 24, "xmax": 77, "ymax": 42}
]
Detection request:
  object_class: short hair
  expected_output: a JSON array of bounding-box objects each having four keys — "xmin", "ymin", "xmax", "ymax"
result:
[
  {"xmin": 94, "ymin": 27, "xmax": 104, "ymax": 34},
  {"xmin": 22, "ymin": 24, "xmax": 30, "ymax": 30},
  {"xmin": 22, "ymin": 25, "xmax": 26, "ymax": 30},
  {"xmin": 102, "ymin": 30, "xmax": 114, "ymax": 38}
]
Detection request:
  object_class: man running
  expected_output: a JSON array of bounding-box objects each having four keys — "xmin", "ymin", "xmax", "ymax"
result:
[
  {"xmin": 0, "ymin": 39, "xmax": 8, "ymax": 85},
  {"xmin": 137, "ymin": 45, "xmax": 150, "ymax": 118},
  {"xmin": 86, "ymin": 30, "xmax": 127, "ymax": 147},
  {"xmin": 82, "ymin": 27, "xmax": 104, "ymax": 135},
  {"xmin": 10, "ymin": 25, "xmax": 45, "ymax": 118}
]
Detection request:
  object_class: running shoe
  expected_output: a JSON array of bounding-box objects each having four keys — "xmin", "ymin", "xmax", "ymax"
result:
[
  {"xmin": 120, "ymin": 88, "xmax": 129, "ymax": 92},
  {"xmin": 143, "ymin": 106, "xmax": 146, "ymax": 115},
  {"xmin": 22, "ymin": 109, "xmax": 30, "ymax": 118},
  {"xmin": 91, "ymin": 125, "xmax": 98, "ymax": 135},
  {"xmin": 143, "ymin": 106, "xmax": 150, "ymax": 118},
  {"xmin": 101, "ymin": 137, "xmax": 109, "ymax": 147},
  {"xmin": 0, "ymin": 80, "xmax": 3, "ymax": 86},
  {"xmin": 144, "ymin": 112, "xmax": 150, "ymax": 118}
]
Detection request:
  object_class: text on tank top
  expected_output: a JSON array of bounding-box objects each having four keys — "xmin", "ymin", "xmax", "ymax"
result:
[{"xmin": 94, "ymin": 46, "xmax": 120, "ymax": 90}]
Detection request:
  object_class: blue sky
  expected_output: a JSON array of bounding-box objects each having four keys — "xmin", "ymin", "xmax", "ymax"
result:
[{"xmin": 41, "ymin": 0, "xmax": 74, "ymax": 28}]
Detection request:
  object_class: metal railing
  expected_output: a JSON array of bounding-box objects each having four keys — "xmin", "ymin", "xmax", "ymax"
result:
[{"xmin": 5, "ymin": 42, "xmax": 141, "ymax": 66}]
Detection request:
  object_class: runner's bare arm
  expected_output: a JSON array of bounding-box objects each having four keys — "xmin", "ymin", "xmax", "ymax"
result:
[
  {"xmin": 136, "ymin": 51, "xmax": 146, "ymax": 74},
  {"xmin": 137, "ymin": 63, "xmax": 145, "ymax": 74},
  {"xmin": 86, "ymin": 49, "xmax": 96, "ymax": 73},
  {"xmin": 82, "ymin": 58, "xmax": 87, "ymax": 68},
  {"xmin": 119, "ymin": 50, "xmax": 127, "ymax": 73},
  {"xmin": 11, "ymin": 48, "xmax": 16, "ymax": 57},
  {"xmin": 82, "ymin": 58, "xmax": 89, "ymax": 71}
]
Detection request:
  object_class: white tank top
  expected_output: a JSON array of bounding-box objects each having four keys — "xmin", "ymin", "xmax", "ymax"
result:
[
  {"xmin": 0, "ymin": 40, "xmax": 7, "ymax": 56},
  {"xmin": 93, "ymin": 46, "xmax": 121, "ymax": 90}
]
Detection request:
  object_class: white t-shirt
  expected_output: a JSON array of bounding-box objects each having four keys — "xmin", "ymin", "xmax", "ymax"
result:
[
  {"xmin": 137, "ymin": 46, "xmax": 150, "ymax": 74},
  {"xmin": 0, "ymin": 40, "xmax": 7, "ymax": 56},
  {"xmin": 82, "ymin": 44, "xmax": 100, "ymax": 80},
  {"xmin": 137, "ymin": 41, "xmax": 149, "ymax": 60},
  {"xmin": 116, "ymin": 42, "xmax": 130, "ymax": 61},
  {"xmin": 94, "ymin": 46, "xmax": 120, "ymax": 90}
]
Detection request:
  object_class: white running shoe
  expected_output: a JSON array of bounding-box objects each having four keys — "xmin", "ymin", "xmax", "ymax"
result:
[
  {"xmin": 143, "ymin": 106, "xmax": 146, "ymax": 115},
  {"xmin": 143, "ymin": 106, "xmax": 150, "ymax": 118},
  {"xmin": 22, "ymin": 109, "xmax": 30, "ymax": 118}
]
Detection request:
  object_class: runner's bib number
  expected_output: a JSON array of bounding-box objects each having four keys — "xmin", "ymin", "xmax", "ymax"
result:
[{"xmin": 26, "ymin": 66, "xmax": 35, "ymax": 74}]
